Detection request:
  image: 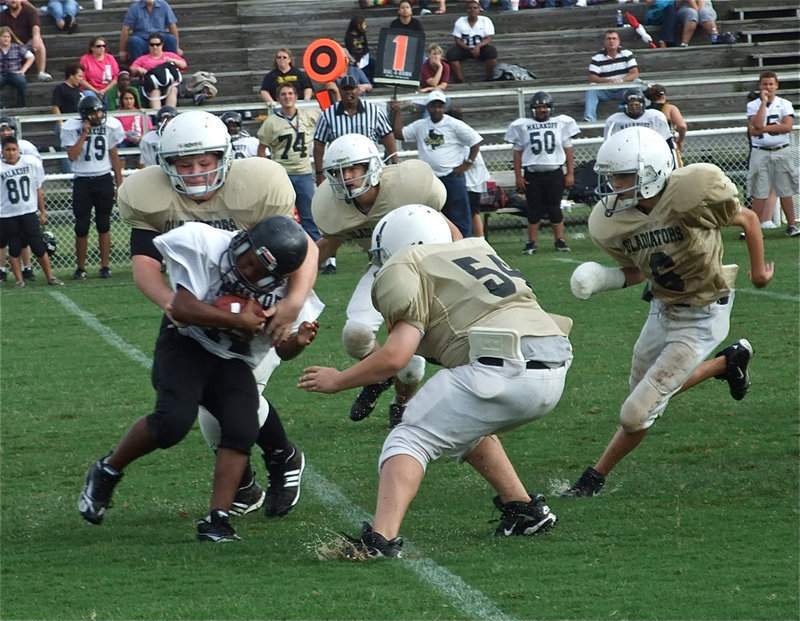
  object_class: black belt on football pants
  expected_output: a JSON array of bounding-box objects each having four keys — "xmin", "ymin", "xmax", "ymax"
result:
[{"xmin": 477, "ymin": 357, "xmax": 551, "ymax": 370}]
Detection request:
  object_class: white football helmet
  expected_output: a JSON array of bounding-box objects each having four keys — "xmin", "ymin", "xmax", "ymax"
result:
[
  {"xmin": 322, "ymin": 133, "xmax": 384, "ymax": 202},
  {"xmin": 369, "ymin": 204, "xmax": 452, "ymax": 267},
  {"xmin": 594, "ymin": 126, "xmax": 674, "ymax": 216},
  {"xmin": 157, "ymin": 110, "xmax": 234, "ymax": 196}
]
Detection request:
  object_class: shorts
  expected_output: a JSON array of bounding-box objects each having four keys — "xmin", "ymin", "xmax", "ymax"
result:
[{"xmin": 747, "ymin": 146, "xmax": 799, "ymax": 199}]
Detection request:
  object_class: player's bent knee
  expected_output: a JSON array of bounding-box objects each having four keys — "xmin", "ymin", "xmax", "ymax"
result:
[
  {"xmin": 397, "ymin": 354, "xmax": 425, "ymax": 385},
  {"xmin": 342, "ymin": 320, "xmax": 376, "ymax": 360},
  {"xmin": 619, "ymin": 380, "xmax": 663, "ymax": 433},
  {"xmin": 147, "ymin": 411, "xmax": 196, "ymax": 449}
]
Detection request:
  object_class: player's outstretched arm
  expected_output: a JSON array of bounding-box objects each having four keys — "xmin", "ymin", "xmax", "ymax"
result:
[
  {"xmin": 570, "ymin": 262, "xmax": 637, "ymax": 299},
  {"xmin": 276, "ymin": 320, "xmax": 320, "ymax": 361},
  {"xmin": 298, "ymin": 321, "xmax": 421, "ymax": 394}
]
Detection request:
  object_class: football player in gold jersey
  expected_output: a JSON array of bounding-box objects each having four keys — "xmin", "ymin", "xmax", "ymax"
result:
[
  {"xmin": 118, "ymin": 110, "xmax": 319, "ymax": 518},
  {"xmin": 563, "ymin": 126, "xmax": 773, "ymax": 498},
  {"xmin": 312, "ymin": 133, "xmax": 458, "ymax": 429},
  {"xmin": 299, "ymin": 205, "xmax": 572, "ymax": 557}
]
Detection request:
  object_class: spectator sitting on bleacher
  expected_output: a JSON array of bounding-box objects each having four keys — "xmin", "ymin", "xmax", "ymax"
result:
[
  {"xmin": 259, "ymin": 47, "xmax": 313, "ymax": 104},
  {"xmin": 130, "ymin": 33, "xmax": 187, "ymax": 110},
  {"xmin": 0, "ymin": 26, "xmax": 34, "ymax": 107},
  {"xmin": 119, "ymin": 0, "xmax": 181, "ymax": 66},
  {"xmin": 419, "ymin": 43, "xmax": 449, "ymax": 93},
  {"xmin": 644, "ymin": 0, "xmax": 678, "ymax": 47},
  {"xmin": 480, "ymin": 0, "xmax": 512, "ymax": 10},
  {"xmin": 389, "ymin": 1, "xmax": 424, "ymax": 32},
  {"xmin": 0, "ymin": 0, "xmax": 51, "ymax": 81},
  {"xmin": 677, "ymin": 0, "xmax": 718, "ymax": 47},
  {"xmin": 583, "ymin": 29, "xmax": 639, "ymax": 122},
  {"xmin": 344, "ymin": 16, "xmax": 374, "ymax": 84},
  {"xmin": 79, "ymin": 36, "xmax": 119, "ymax": 103},
  {"xmin": 114, "ymin": 90, "xmax": 151, "ymax": 149},
  {"xmin": 46, "ymin": 0, "xmax": 79, "ymax": 34},
  {"xmin": 106, "ymin": 69, "xmax": 141, "ymax": 110},
  {"xmin": 445, "ymin": 0, "xmax": 498, "ymax": 83}
]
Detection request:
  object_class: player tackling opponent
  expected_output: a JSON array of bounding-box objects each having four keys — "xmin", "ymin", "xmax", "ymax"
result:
[{"xmin": 83, "ymin": 110, "xmax": 319, "ymax": 523}]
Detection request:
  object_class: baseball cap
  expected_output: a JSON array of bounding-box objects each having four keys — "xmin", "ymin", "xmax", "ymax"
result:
[
  {"xmin": 427, "ymin": 89, "xmax": 447, "ymax": 104},
  {"xmin": 338, "ymin": 75, "xmax": 359, "ymax": 89}
]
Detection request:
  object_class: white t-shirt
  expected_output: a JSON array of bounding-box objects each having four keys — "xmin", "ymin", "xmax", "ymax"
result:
[
  {"xmin": 401, "ymin": 115, "xmax": 483, "ymax": 177},
  {"xmin": 746, "ymin": 96, "xmax": 795, "ymax": 148},
  {"xmin": 138, "ymin": 129, "xmax": 160, "ymax": 167},
  {"xmin": 60, "ymin": 116, "xmax": 124, "ymax": 176},
  {"xmin": 451, "ymin": 15, "xmax": 495, "ymax": 47},
  {"xmin": 0, "ymin": 154, "xmax": 44, "ymax": 217},
  {"xmin": 505, "ymin": 114, "xmax": 580, "ymax": 169}
]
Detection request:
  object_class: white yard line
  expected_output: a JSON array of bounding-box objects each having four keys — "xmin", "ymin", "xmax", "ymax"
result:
[{"xmin": 49, "ymin": 289, "xmax": 515, "ymax": 621}]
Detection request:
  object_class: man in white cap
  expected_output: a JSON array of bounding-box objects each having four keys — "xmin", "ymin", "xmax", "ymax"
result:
[{"xmin": 391, "ymin": 89, "xmax": 483, "ymax": 237}]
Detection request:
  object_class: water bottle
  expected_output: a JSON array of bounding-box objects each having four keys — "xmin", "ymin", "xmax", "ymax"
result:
[
  {"xmin": 616, "ymin": 9, "xmax": 623, "ymax": 26},
  {"xmin": 710, "ymin": 27, "xmax": 719, "ymax": 43}
]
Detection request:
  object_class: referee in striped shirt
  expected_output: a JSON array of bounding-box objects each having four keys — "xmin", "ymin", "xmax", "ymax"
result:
[{"xmin": 312, "ymin": 75, "xmax": 397, "ymax": 187}]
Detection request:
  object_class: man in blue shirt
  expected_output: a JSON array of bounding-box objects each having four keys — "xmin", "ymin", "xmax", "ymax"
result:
[{"xmin": 119, "ymin": 0, "xmax": 181, "ymax": 65}]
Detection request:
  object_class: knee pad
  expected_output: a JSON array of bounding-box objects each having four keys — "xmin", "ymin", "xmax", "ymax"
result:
[
  {"xmin": 342, "ymin": 320, "xmax": 376, "ymax": 360},
  {"xmin": 397, "ymin": 354, "xmax": 425, "ymax": 385},
  {"xmin": 197, "ymin": 406, "xmax": 221, "ymax": 451},
  {"xmin": 619, "ymin": 379, "xmax": 663, "ymax": 433},
  {"xmin": 74, "ymin": 217, "xmax": 91, "ymax": 238}
]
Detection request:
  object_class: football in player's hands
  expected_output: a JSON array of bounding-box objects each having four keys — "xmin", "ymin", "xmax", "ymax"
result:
[{"xmin": 212, "ymin": 294, "xmax": 266, "ymax": 318}]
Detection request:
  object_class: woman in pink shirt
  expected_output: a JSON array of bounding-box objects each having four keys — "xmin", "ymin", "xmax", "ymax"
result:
[
  {"xmin": 79, "ymin": 36, "xmax": 119, "ymax": 102},
  {"xmin": 130, "ymin": 33, "xmax": 187, "ymax": 109}
]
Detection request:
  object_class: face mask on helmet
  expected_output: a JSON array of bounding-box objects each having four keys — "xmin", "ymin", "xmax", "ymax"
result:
[
  {"xmin": 322, "ymin": 133, "xmax": 384, "ymax": 202},
  {"xmin": 529, "ymin": 91, "xmax": 553, "ymax": 122},
  {"xmin": 369, "ymin": 204, "xmax": 453, "ymax": 267},
  {"xmin": 594, "ymin": 126, "xmax": 674, "ymax": 216},
  {"xmin": 79, "ymin": 98, "xmax": 106, "ymax": 126},
  {"xmin": 220, "ymin": 216, "xmax": 308, "ymax": 305},
  {"xmin": 157, "ymin": 110, "xmax": 233, "ymax": 196},
  {"xmin": 220, "ymin": 112, "xmax": 243, "ymax": 138},
  {"xmin": 622, "ymin": 90, "xmax": 646, "ymax": 119},
  {"xmin": 156, "ymin": 107, "xmax": 178, "ymax": 134}
]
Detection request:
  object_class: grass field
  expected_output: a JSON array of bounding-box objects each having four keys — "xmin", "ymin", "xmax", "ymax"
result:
[{"xmin": 1, "ymin": 229, "xmax": 798, "ymax": 621}]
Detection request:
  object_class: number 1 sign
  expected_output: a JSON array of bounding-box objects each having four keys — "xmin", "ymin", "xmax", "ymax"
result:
[{"xmin": 374, "ymin": 28, "xmax": 425, "ymax": 87}]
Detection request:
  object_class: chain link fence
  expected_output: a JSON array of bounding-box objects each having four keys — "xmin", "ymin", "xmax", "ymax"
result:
[{"xmin": 30, "ymin": 124, "xmax": 800, "ymax": 270}]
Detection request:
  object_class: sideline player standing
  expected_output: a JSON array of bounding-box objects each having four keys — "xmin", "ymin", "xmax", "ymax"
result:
[
  {"xmin": 604, "ymin": 88, "xmax": 676, "ymax": 167},
  {"xmin": 563, "ymin": 126, "xmax": 773, "ymax": 498},
  {"xmin": 299, "ymin": 205, "xmax": 571, "ymax": 557},
  {"xmin": 312, "ymin": 133, "xmax": 456, "ymax": 428},
  {"xmin": 117, "ymin": 110, "xmax": 319, "ymax": 518},
  {"xmin": 257, "ymin": 82, "xmax": 322, "ymax": 242},
  {"xmin": 0, "ymin": 136, "xmax": 62, "ymax": 286},
  {"xmin": 60, "ymin": 97, "xmax": 124, "ymax": 280},
  {"xmin": 504, "ymin": 91, "xmax": 579, "ymax": 254},
  {"xmin": 220, "ymin": 111, "xmax": 260, "ymax": 159}
]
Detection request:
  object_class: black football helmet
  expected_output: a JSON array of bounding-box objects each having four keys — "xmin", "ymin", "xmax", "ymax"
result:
[
  {"xmin": 220, "ymin": 111, "xmax": 243, "ymax": 137},
  {"xmin": 42, "ymin": 231, "xmax": 58, "ymax": 256},
  {"xmin": 155, "ymin": 105, "xmax": 178, "ymax": 133},
  {"xmin": 222, "ymin": 216, "xmax": 308, "ymax": 303},
  {"xmin": 530, "ymin": 91, "xmax": 554, "ymax": 121},
  {"xmin": 622, "ymin": 88, "xmax": 646, "ymax": 119},
  {"xmin": 0, "ymin": 115, "xmax": 18, "ymax": 138},
  {"xmin": 79, "ymin": 97, "xmax": 106, "ymax": 125}
]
